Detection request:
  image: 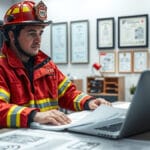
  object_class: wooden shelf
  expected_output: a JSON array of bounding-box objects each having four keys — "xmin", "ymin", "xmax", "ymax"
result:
[{"xmin": 87, "ymin": 76, "xmax": 125, "ymax": 102}]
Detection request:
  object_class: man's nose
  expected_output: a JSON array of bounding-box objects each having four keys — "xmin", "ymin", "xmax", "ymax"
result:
[{"xmin": 34, "ymin": 35, "xmax": 41, "ymax": 43}]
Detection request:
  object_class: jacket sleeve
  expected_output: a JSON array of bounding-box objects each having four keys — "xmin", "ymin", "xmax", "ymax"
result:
[
  {"xmin": 0, "ymin": 72, "xmax": 38, "ymax": 128},
  {"xmin": 54, "ymin": 64, "xmax": 94, "ymax": 111},
  {"xmin": 0, "ymin": 101, "xmax": 38, "ymax": 128}
]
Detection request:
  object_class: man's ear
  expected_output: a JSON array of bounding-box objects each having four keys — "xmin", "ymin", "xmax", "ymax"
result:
[{"xmin": 8, "ymin": 31, "xmax": 15, "ymax": 41}]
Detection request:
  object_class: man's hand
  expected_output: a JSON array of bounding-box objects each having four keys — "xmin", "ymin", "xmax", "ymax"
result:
[
  {"xmin": 33, "ymin": 109, "xmax": 71, "ymax": 125},
  {"xmin": 88, "ymin": 98, "xmax": 112, "ymax": 110}
]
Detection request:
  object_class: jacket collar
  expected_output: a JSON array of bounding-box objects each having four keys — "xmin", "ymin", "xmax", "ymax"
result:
[{"xmin": 2, "ymin": 43, "xmax": 49, "ymax": 69}]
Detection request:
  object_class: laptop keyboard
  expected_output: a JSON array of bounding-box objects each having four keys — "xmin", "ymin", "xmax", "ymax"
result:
[{"xmin": 95, "ymin": 122, "xmax": 123, "ymax": 132}]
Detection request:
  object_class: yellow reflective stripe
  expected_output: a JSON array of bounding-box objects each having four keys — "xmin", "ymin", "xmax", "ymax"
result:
[
  {"xmin": 6, "ymin": 9, "xmax": 12, "ymax": 15},
  {"xmin": 33, "ymin": 98, "xmax": 57, "ymax": 104},
  {"xmin": 0, "ymin": 88, "xmax": 10, "ymax": 102},
  {"xmin": 40, "ymin": 105, "xmax": 58, "ymax": 112},
  {"xmin": 16, "ymin": 107, "xmax": 25, "ymax": 127},
  {"xmin": 7, "ymin": 105, "xmax": 18, "ymax": 127},
  {"xmin": 23, "ymin": 103, "xmax": 29, "ymax": 107},
  {"xmin": 0, "ymin": 55, "xmax": 6, "ymax": 58},
  {"xmin": 28, "ymin": 98, "xmax": 57, "ymax": 105},
  {"xmin": 0, "ymin": 98, "xmax": 8, "ymax": 103},
  {"xmin": 74, "ymin": 95, "xmax": 81, "ymax": 110},
  {"xmin": 24, "ymin": 98, "xmax": 58, "ymax": 111},
  {"xmin": 58, "ymin": 77, "xmax": 71, "ymax": 98},
  {"xmin": 23, "ymin": 103, "xmax": 58, "ymax": 112},
  {"xmin": 12, "ymin": 8, "xmax": 19, "ymax": 14},
  {"xmin": 74, "ymin": 93, "xmax": 88, "ymax": 111},
  {"xmin": 58, "ymin": 77, "xmax": 67, "ymax": 89},
  {"xmin": 23, "ymin": 6, "xmax": 30, "ymax": 12},
  {"xmin": 7, "ymin": 105, "xmax": 26, "ymax": 127},
  {"xmin": 0, "ymin": 88, "xmax": 10, "ymax": 97},
  {"xmin": 28, "ymin": 100, "xmax": 35, "ymax": 105}
]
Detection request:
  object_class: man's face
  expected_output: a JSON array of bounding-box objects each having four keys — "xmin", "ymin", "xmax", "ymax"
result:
[{"xmin": 17, "ymin": 25, "xmax": 44, "ymax": 57}]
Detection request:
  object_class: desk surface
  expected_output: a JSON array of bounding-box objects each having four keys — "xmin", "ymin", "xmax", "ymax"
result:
[
  {"xmin": 0, "ymin": 128, "xmax": 150, "ymax": 150},
  {"xmin": 0, "ymin": 102, "xmax": 150, "ymax": 150}
]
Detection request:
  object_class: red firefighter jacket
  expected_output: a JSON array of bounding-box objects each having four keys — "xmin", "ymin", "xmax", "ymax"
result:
[{"xmin": 0, "ymin": 44, "xmax": 93, "ymax": 128}]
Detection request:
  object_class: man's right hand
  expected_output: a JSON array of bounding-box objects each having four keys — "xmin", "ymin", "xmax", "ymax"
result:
[{"xmin": 33, "ymin": 109, "xmax": 71, "ymax": 125}]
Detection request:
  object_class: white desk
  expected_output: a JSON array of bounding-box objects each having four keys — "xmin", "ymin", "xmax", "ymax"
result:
[
  {"xmin": 0, "ymin": 128, "xmax": 150, "ymax": 150},
  {"xmin": 0, "ymin": 102, "xmax": 150, "ymax": 150}
]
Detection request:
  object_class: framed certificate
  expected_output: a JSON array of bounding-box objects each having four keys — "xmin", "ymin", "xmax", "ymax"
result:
[
  {"xmin": 133, "ymin": 50, "xmax": 148, "ymax": 73},
  {"xmin": 118, "ymin": 14, "xmax": 148, "ymax": 48},
  {"xmin": 97, "ymin": 17, "xmax": 115, "ymax": 49},
  {"xmin": 118, "ymin": 51, "xmax": 133, "ymax": 73},
  {"xmin": 70, "ymin": 20, "xmax": 89, "ymax": 64},
  {"xmin": 99, "ymin": 51, "xmax": 116, "ymax": 73},
  {"xmin": 51, "ymin": 22, "xmax": 68, "ymax": 64}
]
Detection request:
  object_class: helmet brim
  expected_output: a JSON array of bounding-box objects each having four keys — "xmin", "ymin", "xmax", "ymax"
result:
[
  {"xmin": 3, "ymin": 20, "xmax": 52, "ymax": 28},
  {"xmin": 22, "ymin": 20, "xmax": 52, "ymax": 26}
]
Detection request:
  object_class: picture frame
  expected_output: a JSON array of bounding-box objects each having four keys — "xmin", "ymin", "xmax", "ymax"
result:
[
  {"xmin": 99, "ymin": 51, "xmax": 116, "ymax": 73},
  {"xmin": 70, "ymin": 20, "xmax": 89, "ymax": 64},
  {"xmin": 133, "ymin": 50, "xmax": 148, "ymax": 73},
  {"xmin": 51, "ymin": 22, "xmax": 68, "ymax": 64},
  {"xmin": 97, "ymin": 17, "xmax": 115, "ymax": 49},
  {"xmin": 118, "ymin": 51, "xmax": 133, "ymax": 73},
  {"xmin": 118, "ymin": 14, "xmax": 148, "ymax": 48}
]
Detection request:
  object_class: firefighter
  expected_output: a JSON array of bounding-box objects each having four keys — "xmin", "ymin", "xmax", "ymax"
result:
[{"xmin": 0, "ymin": 0, "xmax": 111, "ymax": 128}]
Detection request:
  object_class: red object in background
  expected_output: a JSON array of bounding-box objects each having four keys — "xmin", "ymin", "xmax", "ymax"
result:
[
  {"xmin": 92, "ymin": 62, "xmax": 104, "ymax": 77},
  {"xmin": 92, "ymin": 63, "xmax": 102, "ymax": 70}
]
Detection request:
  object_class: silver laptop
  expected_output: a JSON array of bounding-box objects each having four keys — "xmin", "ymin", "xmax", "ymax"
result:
[{"xmin": 68, "ymin": 70, "xmax": 150, "ymax": 139}]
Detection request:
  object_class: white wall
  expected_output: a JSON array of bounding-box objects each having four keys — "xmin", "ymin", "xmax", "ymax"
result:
[
  {"xmin": 0, "ymin": 1, "xmax": 13, "ymax": 19},
  {"xmin": 40, "ymin": 0, "xmax": 150, "ymax": 101},
  {"xmin": 2, "ymin": 0, "xmax": 150, "ymax": 101}
]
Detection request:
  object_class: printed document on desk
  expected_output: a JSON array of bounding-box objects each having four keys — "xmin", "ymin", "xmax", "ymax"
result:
[
  {"xmin": 30, "ymin": 110, "xmax": 91, "ymax": 131},
  {"xmin": 30, "ymin": 104, "xmax": 127, "ymax": 131},
  {"xmin": 1, "ymin": 128, "xmax": 150, "ymax": 150}
]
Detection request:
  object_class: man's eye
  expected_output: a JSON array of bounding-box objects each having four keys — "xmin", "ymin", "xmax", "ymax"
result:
[
  {"xmin": 28, "ymin": 31, "xmax": 43, "ymax": 37},
  {"xmin": 40, "ymin": 32, "xmax": 43, "ymax": 36},
  {"xmin": 29, "ymin": 32, "xmax": 36, "ymax": 36}
]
